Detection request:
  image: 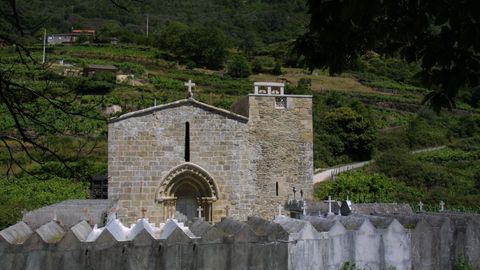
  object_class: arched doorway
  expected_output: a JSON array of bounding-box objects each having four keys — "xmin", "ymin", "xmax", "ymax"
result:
[{"xmin": 156, "ymin": 163, "xmax": 218, "ymax": 222}]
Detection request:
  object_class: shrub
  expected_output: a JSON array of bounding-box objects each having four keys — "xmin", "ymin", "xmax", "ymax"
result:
[
  {"xmin": 405, "ymin": 117, "xmax": 448, "ymax": 149},
  {"xmin": 315, "ymin": 171, "xmax": 421, "ymax": 203},
  {"xmin": 227, "ymin": 54, "xmax": 252, "ymax": 78},
  {"xmin": 272, "ymin": 61, "xmax": 282, "ymax": 75},
  {"xmin": 0, "ymin": 176, "xmax": 88, "ymax": 229},
  {"xmin": 91, "ymin": 72, "xmax": 116, "ymax": 83},
  {"xmin": 322, "ymin": 106, "xmax": 376, "ymax": 160},
  {"xmin": 251, "ymin": 58, "xmax": 263, "ymax": 73},
  {"xmin": 186, "ymin": 61, "xmax": 196, "ymax": 70},
  {"xmin": 116, "ymin": 62, "xmax": 145, "ymax": 76},
  {"xmin": 374, "ymin": 150, "xmax": 454, "ymax": 188},
  {"xmin": 81, "ymin": 80, "xmax": 115, "ymax": 94}
]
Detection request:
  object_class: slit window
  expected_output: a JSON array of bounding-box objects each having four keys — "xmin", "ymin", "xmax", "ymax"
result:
[{"xmin": 185, "ymin": 122, "xmax": 190, "ymax": 162}]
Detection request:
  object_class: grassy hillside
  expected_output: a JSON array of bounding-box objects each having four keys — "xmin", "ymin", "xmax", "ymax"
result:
[
  {"xmin": 1, "ymin": 42, "xmax": 479, "ymax": 228},
  {"xmin": 18, "ymin": 0, "xmax": 308, "ymax": 49}
]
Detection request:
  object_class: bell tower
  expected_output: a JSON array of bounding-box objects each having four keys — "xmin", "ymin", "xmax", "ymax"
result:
[{"xmin": 247, "ymin": 82, "xmax": 313, "ymax": 218}]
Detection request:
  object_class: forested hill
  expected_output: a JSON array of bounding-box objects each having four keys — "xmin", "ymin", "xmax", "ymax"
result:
[{"xmin": 28, "ymin": 0, "xmax": 308, "ymax": 46}]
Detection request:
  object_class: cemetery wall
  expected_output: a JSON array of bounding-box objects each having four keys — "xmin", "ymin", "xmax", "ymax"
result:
[{"xmin": 1, "ymin": 214, "xmax": 479, "ymax": 270}]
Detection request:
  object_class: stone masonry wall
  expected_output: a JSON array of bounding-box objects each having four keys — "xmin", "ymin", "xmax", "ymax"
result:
[
  {"xmin": 247, "ymin": 95, "xmax": 313, "ymax": 219},
  {"xmin": 108, "ymin": 100, "xmax": 254, "ymax": 225},
  {"xmin": 3, "ymin": 214, "xmax": 479, "ymax": 270}
]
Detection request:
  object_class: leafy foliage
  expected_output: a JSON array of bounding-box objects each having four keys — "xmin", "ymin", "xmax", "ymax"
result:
[
  {"xmin": 227, "ymin": 54, "xmax": 251, "ymax": 78},
  {"xmin": 312, "ymin": 92, "xmax": 377, "ymax": 167},
  {"xmin": 315, "ymin": 171, "xmax": 420, "ymax": 203},
  {"xmin": 0, "ymin": 175, "xmax": 88, "ymax": 228},
  {"xmin": 156, "ymin": 23, "xmax": 229, "ymax": 69},
  {"xmin": 323, "ymin": 106, "xmax": 376, "ymax": 160},
  {"xmin": 296, "ymin": 0, "xmax": 480, "ymax": 112}
]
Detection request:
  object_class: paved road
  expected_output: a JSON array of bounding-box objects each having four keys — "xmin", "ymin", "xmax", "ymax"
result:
[{"xmin": 313, "ymin": 145, "xmax": 446, "ymax": 185}]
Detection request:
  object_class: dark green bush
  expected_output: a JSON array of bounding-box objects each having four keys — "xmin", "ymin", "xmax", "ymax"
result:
[
  {"xmin": 405, "ymin": 118, "xmax": 448, "ymax": 148},
  {"xmin": 375, "ymin": 150, "xmax": 454, "ymax": 188},
  {"xmin": 116, "ymin": 62, "xmax": 145, "ymax": 76},
  {"xmin": 91, "ymin": 72, "xmax": 116, "ymax": 83},
  {"xmin": 314, "ymin": 171, "xmax": 422, "ymax": 203},
  {"xmin": 227, "ymin": 54, "xmax": 252, "ymax": 78},
  {"xmin": 0, "ymin": 176, "xmax": 88, "ymax": 229},
  {"xmin": 272, "ymin": 61, "xmax": 282, "ymax": 75},
  {"xmin": 251, "ymin": 58, "xmax": 263, "ymax": 73}
]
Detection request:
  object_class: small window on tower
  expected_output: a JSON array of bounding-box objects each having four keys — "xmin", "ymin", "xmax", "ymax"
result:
[{"xmin": 275, "ymin": 97, "xmax": 287, "ymax": 109}]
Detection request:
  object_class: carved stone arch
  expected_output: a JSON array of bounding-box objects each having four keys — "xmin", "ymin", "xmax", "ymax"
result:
[{"xmin": 155, "ymin": 162, "xmax": 219, "ymax": 203}]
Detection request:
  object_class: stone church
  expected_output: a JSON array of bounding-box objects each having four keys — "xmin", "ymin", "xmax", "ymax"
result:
[{"xmin": 108, "ymin": 81, "xmax": 313, "ymax": 225}]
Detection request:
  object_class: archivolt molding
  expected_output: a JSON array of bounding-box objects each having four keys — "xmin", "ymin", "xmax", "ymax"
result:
[{"xmin": 155, "ymin": 162, "xmax": 219, "ymax": 203}]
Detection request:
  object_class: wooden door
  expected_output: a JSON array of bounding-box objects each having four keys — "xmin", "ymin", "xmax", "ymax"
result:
[{"xmin": 176, "ymin": 197, "xmax": 197, "ymax": 222}]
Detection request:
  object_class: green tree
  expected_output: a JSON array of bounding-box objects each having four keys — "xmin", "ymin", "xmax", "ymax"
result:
[
  {"xmin": 156, "ymin": 22, "xmax": 189, "ymax": 51},
  {"xmin": 227, "ymin": 54, "xmax": 252, "ymax": 78},
  {"xmin": 272, "ymin": 61, "xmax": 282, "ymax": 75},
  {"xmin": 183, "ymin": 26, "xmax": 228, "ymax": 69},
  {"xmin": 322, "ymin": 106, "xmax": 376, "ymax": 160},
  {"xmin": 296, "ymin": 0, "xmax": 480, "ymax": 112}
]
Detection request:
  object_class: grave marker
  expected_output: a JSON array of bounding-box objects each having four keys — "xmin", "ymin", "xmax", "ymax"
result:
[
  {"xmin": 325, "ymin": 196, "xmax": 334, "ymax": 216},
  {"xmin": 418, "ymin": 201, "xmax": 424, "ymax": 212}
]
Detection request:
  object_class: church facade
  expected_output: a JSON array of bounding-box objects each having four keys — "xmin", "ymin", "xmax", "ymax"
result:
[{"xmin": 108, "ymin": 82, "xmax": 313, "ymax": 224}]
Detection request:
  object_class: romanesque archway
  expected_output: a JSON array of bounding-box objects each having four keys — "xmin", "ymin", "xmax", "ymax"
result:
[{"xmin": 155, "ymin": 163, "xmax": 218, "ymax": 222}]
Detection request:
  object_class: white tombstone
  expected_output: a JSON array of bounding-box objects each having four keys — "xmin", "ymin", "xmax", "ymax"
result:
[
  {"xmin": 418, "ymin": 201, "xmax": 424, "ymax": 212},
  {"xmin": 278, "ymin": 204, "xmax": 284, "ymax": 217},
  {"xmin": 197, "ymin": 206, "xmax": 203, "ymax": 219},
  {"xmin": 325, "ymin": 196, "xmax": 334, "ymax": 216},
  {"xmin": 439, "ymin": 201, "xmax": 445, "ymax": 212},
  {"xmin": 303, "ymin": 200, "xmax": 308, "ymax": 216}
]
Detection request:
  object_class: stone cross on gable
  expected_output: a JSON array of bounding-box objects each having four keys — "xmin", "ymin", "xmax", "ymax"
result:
[
  {"xmin": 197, "ymin": 206, "xmax": 204, "ymax": 219},
  {"xmin": 141, "ymin": 207, "xmax": 147, "ymax": 219},
  {"xmin": 224, "ymin": 205, "xmax": 230, "ymax": 216},
  {"xmin": 325, "ymin": 196, "xmax": 334, "ymax": 216},
  {"xmin": 185, "ymin": 80, "xmax": 195, "ymax": 99},
  {"xmin": 439, "ymin": 201, "xmax": 445, "ymax": 212}
]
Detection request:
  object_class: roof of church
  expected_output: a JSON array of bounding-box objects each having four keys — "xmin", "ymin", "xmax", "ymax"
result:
[{"xmin": 108, "ymin": 98, "xmax": 249, "ymax": 124}]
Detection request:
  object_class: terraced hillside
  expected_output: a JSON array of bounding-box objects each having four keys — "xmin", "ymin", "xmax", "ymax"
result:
[{"xmin": 1, "ymin": 43, "xmax": 479, "ymax": 228}]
